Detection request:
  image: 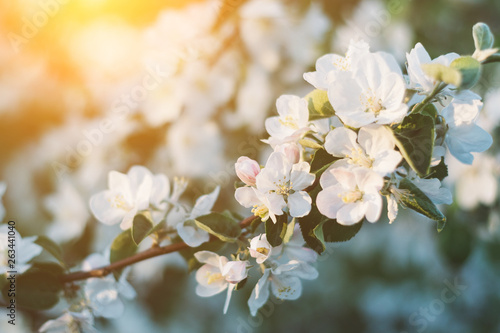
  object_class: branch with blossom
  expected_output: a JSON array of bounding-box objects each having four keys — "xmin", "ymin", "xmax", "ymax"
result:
[{"xmin": 1, "ymin": 22, "xmax": 499, "ymax": 332}]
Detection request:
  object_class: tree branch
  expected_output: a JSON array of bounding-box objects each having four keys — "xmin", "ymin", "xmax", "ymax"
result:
[{"xmin": 60, "ymin": 215, "xmax": 259, "ymax": 283}]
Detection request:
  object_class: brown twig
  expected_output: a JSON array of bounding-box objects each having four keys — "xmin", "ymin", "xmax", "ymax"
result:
[{"xmin": 60, "ymin": 215, "xmax": 259, "ymax": 283}]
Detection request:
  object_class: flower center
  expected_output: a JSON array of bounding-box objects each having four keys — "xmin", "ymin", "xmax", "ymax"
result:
[
  {"xmin": 95, "ymin": 289, "xmax": 118, "ymax": 305},
  {"xmin": 109, "ymin": 194, "xmax": 132, "ymax": 211},
  {"xmin": 278, "ymin": 115, "xmax": 299, "ymax": 129},
  {"xmin": 333, "ymin": 56, "xmax": 350, "ymax": 71},
  {"xmin": 272, "ymin": 177, "xmax": 294, "ymax": 197},
  {"xmin": 340, "ymin": 188, "xmax": 364, "ymax": 203},
  {"xmin": 251, "ymin": 204, "xmax": 269, "ymax": 220},
  {"xmin": 256, "ymin": 247, "xmax": 269, "ymax": 256},
  {"xmin": 347, "ymin": 148, "xmax": 374, "ymax": 169},
  {"xmin": 205, "ymin": 271, "xmax": 223, "ymax": 285},
  {"xmin": 360, "ymin": 90, "xmax": 385, "ymax": 116}
]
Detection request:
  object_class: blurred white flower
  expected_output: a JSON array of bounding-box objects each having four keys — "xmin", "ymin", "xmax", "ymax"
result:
[
  {"xmin": 89, "ymin": 166, "xmax": 153, "ymax": 230},
  {"xmin": 39, "ymin": 309, "xmax": 97, "ymax": 333},
  {"xmin": 44, "ymin": 179, "xmax": 90, "ymax": 243},
  {"xmin": 175, "ymin": 187, "xmax": 220, "ymax": 247},
  {"xmin": 0, "ymin": 224, "xmax": 42, "ymax": 275},
  {"xmin": 83, "ymin": 253, "xmax": 136, "ymax": 319},
  {"xmin": 194, "ymin": 251, "xmax": 249, "ymax": 314},
  {"xmin": 304, "ymin": 39, "xmax": 370, "ymax": 89},
  {"xmin": 441, "ymin": 91, "xmax": 492, "ymax": 164}
]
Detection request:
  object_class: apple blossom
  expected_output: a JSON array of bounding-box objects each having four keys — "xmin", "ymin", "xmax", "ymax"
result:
[
  {"xmin": 83, "ymin": 253, "xmax": 136, "ymax": 319},
  {"xmin": 249, "ymin": 234, "xmax": 273, "ymax": 264},
  {"xmin": 235, "ymin": 152, "xmax": 315, "ymax": 223},
  {"xmin": 324, "ymin": 125, "xmax": 402, "ymax": 176},
  {"xmin": 248, "ymin": 260, "xmax": 318, "ymax": 316},
  {"xmin": 327, "ymin": 52, "xmax": 408, "ymax": 128},
  {"xmin": 303, "ymin": 39, "xmax": 370, "ymax": 89},
  {"xmin": 317, "ymin": 166, "xmax": 384, "ymax": 225},
  {"xmin": 406, "ymin": 42, "xmax": 460, "ymax": 94},
  {"xmin": 194, "ymin": 251, "xmax": 249, "ymax": 314},
  {"xmin": 89, "ymin": 166, "xmax": 153, "ymax": 230},
  {"xmin": 441, "ymin": 91, "xmax": 492, "ymax": 164},
  {"xmin": 265, "ymin": 95, "xmax": 311, "ymax": 146},
  {"xmin": 39, "ymin": 309, "xmax": 97, "ymax": 333}
]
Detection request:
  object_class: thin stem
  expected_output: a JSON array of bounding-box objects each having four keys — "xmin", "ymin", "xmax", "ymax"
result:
[
  {"xmin": 60, "ymin": 215, "xmax": 259, "ymax": 284},
  {"xmin": 410, "ymin": 82, "xmax": 447, "ymax": 114}
]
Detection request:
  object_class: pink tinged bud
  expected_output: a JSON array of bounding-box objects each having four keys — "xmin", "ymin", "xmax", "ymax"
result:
[
  {"xmin": 235, "ymin": 156, "xmax": 260, "ymax": 186},
  {"xmin": 274, "ymin": 143, "xmax": 301, "ymax": 164}
]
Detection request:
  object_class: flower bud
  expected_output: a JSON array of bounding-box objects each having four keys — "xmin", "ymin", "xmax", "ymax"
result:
[
  {"xmin": 249, "ymin": 234, "xmax": 272, "ymax": 264},
  {"xmin": 235, "ymin": 156, "xmax": 260, "ymax": 186},
  {"xmin": 274, "ymin": 142, "xmax": 301, "ymax": 164}
]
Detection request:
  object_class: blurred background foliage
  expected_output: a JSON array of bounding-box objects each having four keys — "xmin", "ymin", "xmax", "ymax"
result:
[{"xmin": 1, "ymin": 0, "xmax": 500, "ymax": 332}]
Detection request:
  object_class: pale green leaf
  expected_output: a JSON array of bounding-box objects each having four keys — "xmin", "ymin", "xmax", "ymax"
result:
[{"xmin": 304, "ymin": 89, "xmax": 335, "ymax": 120}]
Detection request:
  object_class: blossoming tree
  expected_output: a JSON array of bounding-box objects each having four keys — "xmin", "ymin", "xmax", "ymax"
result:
[{"xmin": 1, "ymin": 22, "xmax": 498, "ymax": 332}]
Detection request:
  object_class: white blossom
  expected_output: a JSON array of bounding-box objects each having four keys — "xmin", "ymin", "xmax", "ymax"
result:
[
  {"xmin": 235, "ymin": 152, "xmax": 315, "ymax": 223},
  {"xmin": 194, "ymin": 251, "xmax": 249, "ymax": 314},
  {"xmin": 324, "ymin": 125, "xmax": 402, "ymax": 176},
  {"xmin": 89, "ymin": 166, "xmax": 153, "ymax": 230},
  {"xmin": 39, "ymin": 309, "xmax": 97, "ymax": 333},
  {"xmin": 317, "ymin": 167, "xmax": 384, "ymax": 225},
  {"xmin": 83, "ymin": 253, "xmax": 136, "ymax": 319},
  {"xmin": 265, "ymin": 95, "xmax": 311, "ymax": 146},
  {"xmin": 248, "ymin": 260, "xmax": 318, "ymax": 316},
  {"xmin": 441, "ymin": 91, "xmax": 492, "ymax": 164},
  {"xmin": 0, "ymin": 225, "xmax": 42, "ymax": 275},
  {"xmin": 327, "ymin": 52, "xmax": 408, "ymax": 128},
  {"xmin": 249, "ymin": 234, "xmax": 273, "ymax": 264}
]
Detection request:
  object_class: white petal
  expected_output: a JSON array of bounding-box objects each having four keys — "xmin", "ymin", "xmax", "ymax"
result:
[
  {"xmin": 177, "ymin": 224, "xmax": 209, "ymax": 247},
  {"xmin": 446, "ymin": 124, "xmax": 492, "ymax": 164},
  {"xmin": 324, "ymin": 127, "xmax": 359, "ymax": 157},
  {"xmin": 89, "ymin": 191, "xmax": 126, "ymax": 226},
  {"xmin": 223, "ymin": 284, "xmax": 236, "ymax": 314},
  {"xmin": 287, "ymin": 191, "xmax": 312, "ymax": 218},
  {"xmin": 248, "ymin": 269, "xmax": 271, "ymax": 316},
  {"xmin": 316, "ymin": 185, "xmax": 344, "ymax": 220},
  {"xmin": 271, "ymin": 274, "xmax": 302, "ymax": 300},
  {"xmin": 194, "ymin": 251, "xmax": 221, "ymax": 267},
  {"xmin": 191, "ymin": 186, "xmax": 220, "ymax": 219},
  {"xmin": 336, "ymin": 203, "xmax": 366, "ymax": 225}
]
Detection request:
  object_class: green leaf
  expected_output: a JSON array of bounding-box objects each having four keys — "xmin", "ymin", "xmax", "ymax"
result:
[
  {"xmin": 473, "ymin": 22, "xmax": 494, "ymax": 51},
  {"xmin": 421, "ymin": 63, "xmax": 462, "ymax": 87},
  {"xmin": 429, "ymin": 157, "xmax": 448, "ymax": 181},
  {"xmin": 283, "ymin": 218, "xmax": 296, "ymax": 244},
  {"xmin": 265, "ymin": 214, "xmax": 287, "ymax": 247},
  {"xmin": 310, "ymin": 148, "xmax": 337, "ymax": 175},
  {"xmin": 131, "ymin": 213, "xmax": 155, "ymax": 246},
  {"xmin": 482, "ymin": 53, "xmax": 500, "ymax": 64},
  {"xmin": 450, "ymin": 56, "xmax": 481, "ymax": 89},
  {"xmin": 110, "ymin": 229, "xmax": 139, "ymax": 280},
  {"xmin": 419, "ymin": 103, "xmax": 438, "ymax": 119},
  {"xmin": 194, "ymin": 213, "xmax": 241, "ymax": 243},
  {"xmin": 35, "ymin": 236, "xmax": 65, "ymax": 266},
  {"xmin": 398, "ymin": 178, "xmax": 446, "ymax": 231},
  {"xmin": 2, "ymin": 262, "xmax": 64, "ymax": 310},
  {"xmin": 314, "ymin": 219, "xmax": 363, "ymax": 243},
  {"xmin": 392, "ymin": 114, "xmax": 435, "ymax": 177},
  {"xmin": 297, "ymin": 185, "xmax": 326, "ymax": 254},
  {"xmin": 177, "ymin": 237, "xmax": 225, "ymax": 273},
  {"xmin": 304, "ymin": 89, "xmax": 335, "ymax": 120}
]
